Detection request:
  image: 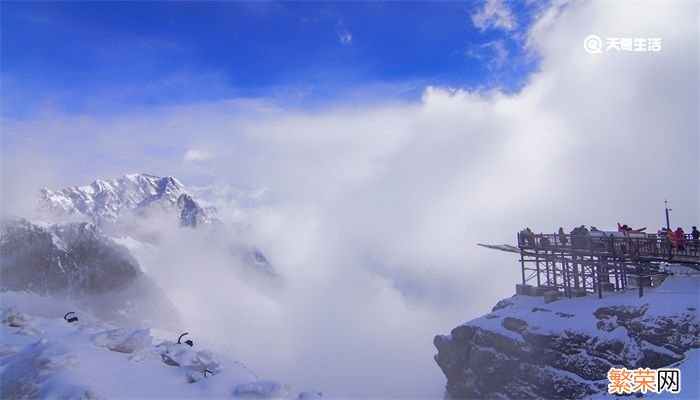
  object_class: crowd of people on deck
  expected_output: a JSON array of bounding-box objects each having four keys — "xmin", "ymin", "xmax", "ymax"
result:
[
  {"xmin": 518, "ymin": 224, "xmax": 700, "ymax": 254},
  {"xmin": 655, "ymin": 226, "xmax": 700, "ymax": 252}
]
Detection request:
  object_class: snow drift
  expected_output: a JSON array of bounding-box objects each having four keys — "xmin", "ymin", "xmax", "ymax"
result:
[{"xmin": 0, "ymin": 300, "xmax": 315, "ymax": 399}]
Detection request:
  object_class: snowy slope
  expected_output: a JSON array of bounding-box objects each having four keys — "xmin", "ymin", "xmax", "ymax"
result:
[
  {"xmin": 0, "ymin": 297, "xmax": 323, "ymax": 399},
  {"xmin": 434, "ymin": 269, "xmax": 700, "ymax": 399}
]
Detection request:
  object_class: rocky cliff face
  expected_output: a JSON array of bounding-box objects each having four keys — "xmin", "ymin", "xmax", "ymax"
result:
[
  {"xmin": 434, "ymin": 273, "xmax": 699, "ymax": 399},
  {"xmin": 0, "ymin": 218, "xmax": 140, "ymax": 296},
  {"xmin": 0, "ymin": 217, "xmax": 181, "ymax": 329}
]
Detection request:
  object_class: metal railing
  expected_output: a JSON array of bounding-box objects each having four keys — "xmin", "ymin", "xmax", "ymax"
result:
[{"xmin": 517, "ymin": 232, "xmax": 700, "ymax": 263}]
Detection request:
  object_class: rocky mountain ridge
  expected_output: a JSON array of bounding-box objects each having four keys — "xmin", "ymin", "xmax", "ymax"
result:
[{"xmin": 39, "ymin": 173, "xmax": 213, "ymax": 227}]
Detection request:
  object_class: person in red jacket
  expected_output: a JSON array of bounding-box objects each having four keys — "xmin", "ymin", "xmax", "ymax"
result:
[
  {"xmin": 675, "ymin": 227, "xmax": 686, "ymax": 251},
  {"xmin": 667, "ymin": 229, "xmax": 677, "ymax": 248}
]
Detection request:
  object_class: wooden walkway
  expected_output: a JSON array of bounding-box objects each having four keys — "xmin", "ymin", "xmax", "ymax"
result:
[{"xmin": 511, "ymin": 231, "xmax": 700, "ymax": 300}]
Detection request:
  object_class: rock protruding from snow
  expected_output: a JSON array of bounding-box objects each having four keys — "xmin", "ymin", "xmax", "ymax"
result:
[
  {"xmin": 92, "ymin": 328, "xmax": 153, "ymax": 354},
  {"xmin": 2, "ymin": 307, "xmax": 34, "ymax": 329},
  {"xmin": 39, "ymin": 173, "xmax": 212, "ymax": 227},
  {"xmin": 234, "ymin": 380, "xmax": 291, "ymax": 399},
  {"xmin": 434, "ymin": 274, "xmax": 700, "ymax": 399}
]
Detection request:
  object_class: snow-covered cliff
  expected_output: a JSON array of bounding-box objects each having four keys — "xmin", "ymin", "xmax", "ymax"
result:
[{"xmin": 434, "ymin": 270, "xmax": 700, "ymax": 399}]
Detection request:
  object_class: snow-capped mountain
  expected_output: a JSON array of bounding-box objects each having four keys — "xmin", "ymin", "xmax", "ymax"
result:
[
  {"xmin": 39, "ymin": 173, "xmax": 213, "ymax": 227},
  {"xmin": 434, "ymin": 270, "xmax": 700, "ymax": 399},
  {"xmin": 37, "ymin": 173, "xmax": 280, "ymax": 282}
]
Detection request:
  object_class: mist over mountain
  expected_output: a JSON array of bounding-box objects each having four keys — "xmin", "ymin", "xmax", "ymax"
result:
[
  {"xmin": 0, "ymin": 174, "xmax": 303, "ymax": 398},
  {"xmin": 2, "ymin": 172, "xmax": 284, "ymax": 324}
]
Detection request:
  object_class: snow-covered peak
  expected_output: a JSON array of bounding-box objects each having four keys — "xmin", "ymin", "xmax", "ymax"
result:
[{"xmin": 39, "ymin": 173, "xmax": 210, "ymax": 227}]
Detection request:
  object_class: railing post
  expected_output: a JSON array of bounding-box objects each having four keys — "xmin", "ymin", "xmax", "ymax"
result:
[
  {"xmin": 535, "ymin": 248, "xmax": 541, "ymax": 287},
  {"xmin": 609, "ymin": 234, "xmax": 615, "ymax": 256},
  {"xmin": 637, "ymin": 265, "xmax": 643, "ymax": 298}
]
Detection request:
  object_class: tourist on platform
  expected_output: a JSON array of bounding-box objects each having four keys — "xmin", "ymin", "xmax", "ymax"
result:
[
  {"xmin": 519, "ymin": 227, "xmax": 536, "ymax": 247},
  {"xmin": 617, "ymin": 222, "xmax": 646, "ymax": 233},
  {"xmin": 570, "ymin": 225, "xmax": 589, "ymax": 248},
  {"xmin": 558, "ymin": 227, "xmax": 568, "ymax": 246},
  {"xmin": 692, "ymin": 226, "xmax": 699, "ymax": 247},
  {"xmin": 525, "ymin": 228, "xmax": 536, "ymax": 247},
  {"xmin": 675, "ymin": 227, "xmax": 686, "ymax": 251},
  {"xmin": 667, "ymin": 228, "xmax": 677, "ymax": 248}
]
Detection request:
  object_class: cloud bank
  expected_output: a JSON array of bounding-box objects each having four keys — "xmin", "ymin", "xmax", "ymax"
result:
[{"xmin": 1, "ymin": 1, "xmax": 697, "ymax": 398}]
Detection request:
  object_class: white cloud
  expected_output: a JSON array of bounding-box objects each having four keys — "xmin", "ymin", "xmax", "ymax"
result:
[
  {"xmin": 2, "ymin": 1, "xmax": 697, "ymax": 397},
  {"xmin": 338, "ymin": 31, "xmax": 352, "ymax": 45},
  {"xmin": 336, "ymin": 19, "xmax": 352, "ymax": 45},
  {"xmin": 466, "ymin": 39, "xmax": 509, "ymax": 69},
  {"xmin": 183, "ymin": 148, "xmax": 213, "ymax": 162},
  {"xmin": 472, "ymin": 0, "xmax": 517, "ymax": 32}
]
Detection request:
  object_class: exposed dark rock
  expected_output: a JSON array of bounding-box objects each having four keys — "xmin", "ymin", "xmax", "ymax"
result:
[
  {"xmin": 492, "ymin": 298, "xmax": 515, "ymax": 312},
  {"xmin": 555, "ymin": 312, "xmax": 574, "ymax": 318},
  {"xmin": 502, "ymin": 317, "xmax": 528, "ymax": 333},
  {"xmin": 593, "ymin": 305, "xmax": 647, "ymax": 321},
  {"xmin": 177, "ymin": 193, "xmax": 207, "ymax": 227}
]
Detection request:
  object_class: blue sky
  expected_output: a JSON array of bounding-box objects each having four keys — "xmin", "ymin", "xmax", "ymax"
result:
[{"xmin": 1, "ymin": 1, "xmax": 541, "ymax": 116}]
